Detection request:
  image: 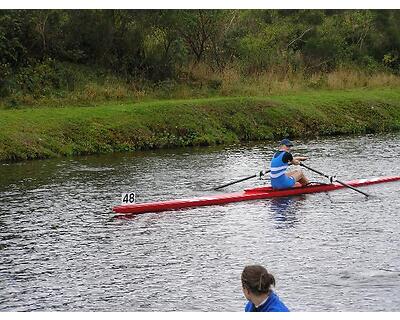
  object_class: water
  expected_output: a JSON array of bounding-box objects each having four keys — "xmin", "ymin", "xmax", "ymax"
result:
[{"xmin": 1, "ymin": 133, "xmax": 400, "ymax": 311}]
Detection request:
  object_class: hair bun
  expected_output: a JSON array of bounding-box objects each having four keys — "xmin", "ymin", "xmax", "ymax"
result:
[
  {"xmin": 242, "ymin": 265, "xmax": 276, "ymax": 295},
  {"xmin": 258, "ymin": 271, "xmax": 276, "ymax": 291}
]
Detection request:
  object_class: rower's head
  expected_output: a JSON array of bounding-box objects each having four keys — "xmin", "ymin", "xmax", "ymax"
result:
[
  {"xmin": 241, "ymin": 265, "xmax": 276, "ymax": 299},
  {"xmin": 279, "ymin": 138, "xmax": 294, "ymax": 151}
]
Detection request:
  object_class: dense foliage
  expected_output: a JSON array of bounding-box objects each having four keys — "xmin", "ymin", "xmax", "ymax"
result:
[{"xmin": 1, "ymin": 9, "xmax": 400, "ymax": 100}]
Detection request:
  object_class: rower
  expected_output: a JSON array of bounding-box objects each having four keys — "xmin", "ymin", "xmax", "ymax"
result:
[{"xmin": 270, "ymin": 139, "xmax": 309, "ymax": 189}]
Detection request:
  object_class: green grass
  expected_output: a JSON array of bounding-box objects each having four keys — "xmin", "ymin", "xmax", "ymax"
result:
[{"xmin": 1, "ymin": 88, "xmax": 400, "ymax": 162}]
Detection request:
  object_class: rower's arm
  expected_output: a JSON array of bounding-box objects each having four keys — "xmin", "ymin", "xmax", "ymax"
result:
[{"xmin": 290, "ymin": 156, "xmax": 308, "ymax": 165}]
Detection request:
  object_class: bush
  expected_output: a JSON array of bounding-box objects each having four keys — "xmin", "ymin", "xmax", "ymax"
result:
[
  {"xmin": 0, "ymin": 63, "xmax": 13, "ymax": 97},
  {"xmin": 14, "ymin": 59, "xmax": 85, "ymax": 96}
]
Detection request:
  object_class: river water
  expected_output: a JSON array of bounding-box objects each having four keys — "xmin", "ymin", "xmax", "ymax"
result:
[{"xmin": 1, "ymin": 133, "xmax": 400, "ymax": 311}]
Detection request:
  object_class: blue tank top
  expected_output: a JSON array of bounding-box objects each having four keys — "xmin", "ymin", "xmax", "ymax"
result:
[{"xmin": 270, "ymin": 151, "xmax": 289, "ymax": 179}]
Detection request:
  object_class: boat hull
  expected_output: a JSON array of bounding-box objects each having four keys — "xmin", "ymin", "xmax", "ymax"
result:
[{"xmin": 112, "ymin": 176, "xmax": 400, "ymax": 215}]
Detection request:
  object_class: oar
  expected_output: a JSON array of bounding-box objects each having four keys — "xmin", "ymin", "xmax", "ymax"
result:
[
  {"xmin": 213, "ymin": 170, "xmax": 270, "ymax": 190},
  {"xmin": 300, "ymin": 163, "xmax": 370, "ymax": 197}
]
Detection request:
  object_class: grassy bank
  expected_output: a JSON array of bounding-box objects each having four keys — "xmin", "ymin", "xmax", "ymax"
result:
[{"xmin": 1, "ymin": 88, "xmax": 400, "ymax": 162}]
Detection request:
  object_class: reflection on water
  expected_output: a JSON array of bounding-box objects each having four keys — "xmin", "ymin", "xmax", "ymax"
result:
[
  {"xmin": 269, "ymin": 195, "xmax": 306, "ymax": 229},
  {"xmin": 1, "ymin": 132, "xmax": 400, "ymax": 311}
]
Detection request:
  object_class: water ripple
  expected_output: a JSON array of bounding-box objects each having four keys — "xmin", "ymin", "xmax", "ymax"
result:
[{"xmin": 1, "ymin": 133, "xmax": 400, "ymax": 311}]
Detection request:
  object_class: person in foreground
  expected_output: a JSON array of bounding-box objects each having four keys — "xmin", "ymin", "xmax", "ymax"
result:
[
  {"xmin": 270, "ymin": 138, "xmax": 309, "ymax": 189},
  {"xmin": 241, "ymin": 265, "xmax": 289, "ymax": 312}
]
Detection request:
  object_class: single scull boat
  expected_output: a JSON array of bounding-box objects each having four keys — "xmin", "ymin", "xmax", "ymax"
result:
[{"xmin": 112, "ymin": 175, "xmax": 400, "ymax": 216}]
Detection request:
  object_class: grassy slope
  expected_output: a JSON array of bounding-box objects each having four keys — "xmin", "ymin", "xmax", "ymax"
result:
[{"xmin": 1, "ymin": 88, "xmax": 400, "ymax": 162}]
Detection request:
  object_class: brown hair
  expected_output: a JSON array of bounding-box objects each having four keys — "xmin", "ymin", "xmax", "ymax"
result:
[{"xmin": 241, "ymin": 265, "xmax": 276, "ymax": 295}]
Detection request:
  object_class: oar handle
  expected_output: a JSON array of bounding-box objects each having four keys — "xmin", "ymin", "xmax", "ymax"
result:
[{"xmin": 300, "ymin": 163, "xmax": 330, "ymax": 179}]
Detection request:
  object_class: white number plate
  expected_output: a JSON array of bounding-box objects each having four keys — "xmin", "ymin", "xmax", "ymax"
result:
[{"xmin": 121, "ymin": 192, "xmax": 136, "ymax": 205}]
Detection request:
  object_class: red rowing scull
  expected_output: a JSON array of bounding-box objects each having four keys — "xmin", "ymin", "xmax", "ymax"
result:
[{"xmin": 112, "ymin": 176, "xmax": 400, "ymax": 216}]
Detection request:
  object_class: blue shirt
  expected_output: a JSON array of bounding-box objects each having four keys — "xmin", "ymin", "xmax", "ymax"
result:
[
  {"xmin": 270, "ymin": 151, "xmax": 296, "ymax": 189},
  {"xmin": 270, "ymin": 151, "xmax": 293, "ymax": 179},
  {"xmin": 244, "ymin": 291, "xmax": 290, "ymax": 312}
]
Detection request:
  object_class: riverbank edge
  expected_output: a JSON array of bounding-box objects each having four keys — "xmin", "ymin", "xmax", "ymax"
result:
[{"xmin": 1, "ymin": 88, "xmax": 400, "ymax": 162}]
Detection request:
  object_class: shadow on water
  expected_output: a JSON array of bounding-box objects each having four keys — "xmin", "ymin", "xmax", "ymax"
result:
[{"xmin": 268, "ymin": 195, "xmax": 307, "ymax": 229}]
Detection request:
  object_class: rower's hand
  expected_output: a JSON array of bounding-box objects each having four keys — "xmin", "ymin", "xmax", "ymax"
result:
[
  {"xmin": 297, "ymin": 156, "xmax": 308, "ymax": 161},
  {"xmin": 291, "ymin": 156, "xmax": 308, "ymax": 165}
]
